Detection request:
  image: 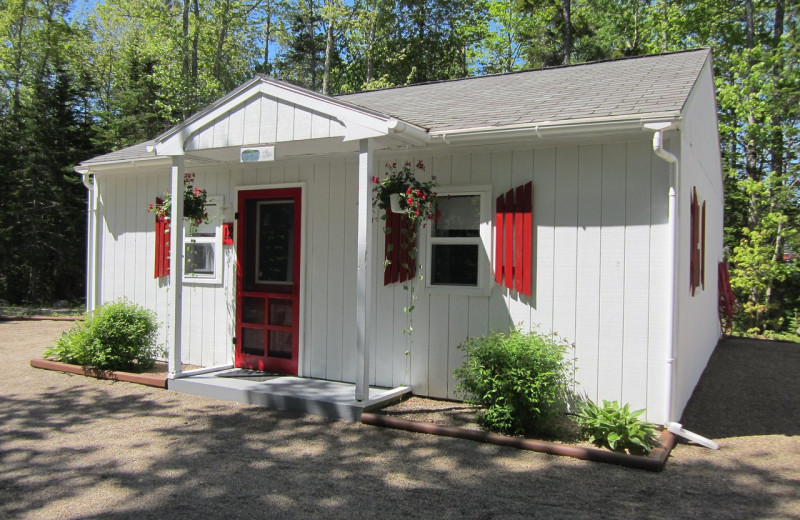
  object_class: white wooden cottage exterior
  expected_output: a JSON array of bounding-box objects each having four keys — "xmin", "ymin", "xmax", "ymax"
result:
[{"xmin": 76, "ymin": 49, "xmax": 723, "ymax": 424}]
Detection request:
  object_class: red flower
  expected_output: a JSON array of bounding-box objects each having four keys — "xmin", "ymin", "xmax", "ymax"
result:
[
  {"xmin": 406, "ymin": 187, "xmax": 412, "ymax": 194},
  {"xmin": 372, "ymin": 176, "xmax": 380, "ymax": 184},
  {"xmin": 422, "ymin": 193, "xmax": 427, "ymax": 200},
  {"xmin": 148, "ymin": 203, "xmax": 154, "ymax": 211},
  {"xmin": 407, "ymin": 197, "xmax": 414, "ymax": 205},
  {"xmin": 416, "ymin": 160, "xmax": 425, "ymax": 171},
  {"xmin": 416, "ymin": 189, "xmax": 422, "ymax": 197}
]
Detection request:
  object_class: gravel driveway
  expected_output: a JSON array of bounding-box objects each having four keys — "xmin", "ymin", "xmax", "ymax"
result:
[{"xmin": 1, "ymin": 320, "xmax": 798, "ymax": 519}]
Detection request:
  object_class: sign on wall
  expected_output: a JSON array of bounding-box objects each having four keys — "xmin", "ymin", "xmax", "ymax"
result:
[{"xmin": 240, "ymin": 146, "xmax": 275, "ymax": 163}]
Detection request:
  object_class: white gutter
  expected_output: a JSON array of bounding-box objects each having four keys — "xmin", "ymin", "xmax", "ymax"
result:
[
  {"xmin": 431, "ymin": 113, "xmax": 681, "ymax": 143},
  {"xmin": 645, "ymin": 122, "xmax": 680, "ymax": 424},
  {"xmin": 76, "ymin": 168, "xmax": 98, "ymax": 312}
]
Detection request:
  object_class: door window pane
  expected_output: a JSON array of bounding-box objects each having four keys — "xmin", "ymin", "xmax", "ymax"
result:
[
  {"xmin": 269, "ymin": 299, "xmax": 293, "ymax": 326},
  {"xmin": 242, "ymin": 328, "xmax": 265, "ymax": 356},
  {"xmin": 268, "ymin": 331, "xmax": 293, "ymax": 359},
  {"xmin": 256, "ymin": 201, "xmax": 294, "ymax": 284},
  {"xmin": 242, "ymin": 297, "xmax": 265, "ymax": 324}
]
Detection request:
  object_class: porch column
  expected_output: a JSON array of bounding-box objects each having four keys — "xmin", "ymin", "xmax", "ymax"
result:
[
  {"xmin": 355, "ymin": 139, "xmax": 374, "ymax": 401},
  {"xmin": 167, "ymin": 156, "xmax": 185, "ymax": 379}
]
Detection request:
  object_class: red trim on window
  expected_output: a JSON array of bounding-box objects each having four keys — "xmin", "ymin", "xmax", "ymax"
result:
[
  {"xmin": 522, "ymin": 182, "xmax": 533, "ymax": 297},
  {"xmin": 154, "ymin": 197, "xmax": 170, "ymax": 279},
  {"xmin": 495, "ymin": 195, "xmax": 505, "ymax": 285},
  {"xmin": 504, "ymin": 190, "xmax": 514, "ymax": 289}
]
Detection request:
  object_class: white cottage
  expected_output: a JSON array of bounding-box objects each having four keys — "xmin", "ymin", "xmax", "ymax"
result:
[{"xmin": 76, "ymin": 48, "xmax": 723, "ymax": 424}]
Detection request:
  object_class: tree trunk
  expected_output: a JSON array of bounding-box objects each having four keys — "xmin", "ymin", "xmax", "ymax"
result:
[
  {"xmin": 263, "ymin": 0, "xmax": 272, "ymax": 74},
  {"xmin": 561, "ymin": 0, "xmax": 571, "ymax": 65},
  {"xmin": 323, "ymin": 2, "xmax": 334, "ymax": 95},
  {"xmin": 192, "ymin": 0, "xmax": 200, "ymax": 83},
  {"xmin": 183, "ymin": 0, "xmax": 190, "ymax": 77}
]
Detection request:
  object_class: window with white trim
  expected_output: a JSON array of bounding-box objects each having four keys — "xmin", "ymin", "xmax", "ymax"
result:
[
  {"xmin": 425, "ymin": 186, "xmax": 492, "ymax": 295},
  {"xmin": 184, "ymin": 195, "xmax": 224, "ymax": 284}
]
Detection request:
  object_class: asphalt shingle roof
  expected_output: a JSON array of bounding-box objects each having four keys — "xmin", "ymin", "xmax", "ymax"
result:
[
  {"xmin": 80, "ymin": 49, "xmax": 709, "ymax": 166},
  {"xmin": 81, "ymin": 140, "xmax": 156, "ymax": 165},
  {"xmin": 338, "ymin": 49, "xmax": 709, "ymax": 132}
]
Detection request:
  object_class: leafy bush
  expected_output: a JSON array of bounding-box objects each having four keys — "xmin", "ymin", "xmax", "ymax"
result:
[
  {"xmin": 575, "ymin": 399, "xmax": 660, "ymax": 454},
  {"xmin": 454, "ymin": 328, "xmax": 574, "ymax": 436},
  {"xmin": 45, "ymin": 300, "xmax": 162, "ymax": 372}
]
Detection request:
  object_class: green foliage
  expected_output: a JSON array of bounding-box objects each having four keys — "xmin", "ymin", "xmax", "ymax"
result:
[
  {"xmin": 454, "ymin": 328, "xmax": 574, "ymax": 436},
  {"xmin": 45, "ymin": 300, "xmax": 162, "ymax": 372},
  {"xmin": 575, "ymin": 399, "xmax": 659, "ymax": 454}
]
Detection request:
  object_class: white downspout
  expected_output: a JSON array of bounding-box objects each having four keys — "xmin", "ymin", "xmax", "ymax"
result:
[
  {"xmin": 646, "ymin": 123, "xmax": 679, "ymax": 424},
  {"xmin": 78, "ymin": 169, "xmax": 97, "ymax": 312}
]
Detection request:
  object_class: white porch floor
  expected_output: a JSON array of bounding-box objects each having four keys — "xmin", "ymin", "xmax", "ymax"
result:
[{"xmin": 168, "ymin": 368, "xmax": 410, "ymax": 421}]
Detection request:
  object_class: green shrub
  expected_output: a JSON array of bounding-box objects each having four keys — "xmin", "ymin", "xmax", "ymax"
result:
[
  {"xmin": 454, "ymin": 328, "xmax": 573, "ymax": 436},
  {"xmin": 575, "ymin": 399, "xmax": 660, "ymax": 454},
  {"xmin": 45, "ymin": 300, "xmax": 162, "ymax": 372}
]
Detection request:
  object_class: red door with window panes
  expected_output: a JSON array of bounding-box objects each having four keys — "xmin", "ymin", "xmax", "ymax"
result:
[{"xmin": 235, "ymin": 188, "xmax": 301, "ymax": 374}]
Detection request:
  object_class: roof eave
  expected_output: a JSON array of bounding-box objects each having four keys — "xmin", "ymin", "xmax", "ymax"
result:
[
  {"xmin": 74, "ymin": 155, "xmax": 171, "ymax": 173},
  {"xmin": 430, "ymin": 112, "xmax": 683, "ymax": 143}
]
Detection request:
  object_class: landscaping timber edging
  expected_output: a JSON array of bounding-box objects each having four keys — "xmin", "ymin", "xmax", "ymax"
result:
[
  {"xmin": 361, "ymin": 412, "xmax": 676, "ymax": 472},
  {"xmin": 30, "ymin": 358, "xmax": 167, "ymax": 388}
]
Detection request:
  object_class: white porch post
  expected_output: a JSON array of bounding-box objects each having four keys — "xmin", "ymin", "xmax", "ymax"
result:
[
  {"xmin": 355, "ymin": 139, "xmax": 374, "ymax": 401},
  {"xmin": 167, "ymin": 156, "xmax": 185, "ymax": 379}
]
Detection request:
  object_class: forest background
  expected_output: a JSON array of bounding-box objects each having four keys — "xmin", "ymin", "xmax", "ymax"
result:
[{"xmin": 0, "ymin": 0, "xmax": 797, "ymax": 338}]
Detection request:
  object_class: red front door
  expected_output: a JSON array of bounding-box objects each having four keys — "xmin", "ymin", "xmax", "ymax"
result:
[{"xmin": 236, "ymin": 188, "xmax": 301, "ymax": 374}]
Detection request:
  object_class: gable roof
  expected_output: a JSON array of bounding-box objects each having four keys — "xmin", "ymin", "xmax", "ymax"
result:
[
  {"xmin": 79, "ymin": 48, "xmax": 710, "ymax": 167},
  {"xmin": 338, "ymin": 48, "xmax": 710, "ymax": 133}
]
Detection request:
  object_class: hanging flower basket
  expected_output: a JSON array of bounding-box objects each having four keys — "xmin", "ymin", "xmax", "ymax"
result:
[
  {"xmin": 372, "ymin": 160, "xmax": 440, "ymax": 223},
  {"xmin": 148, "ymin": 173, "xmax": 209, "ymax": 232}
]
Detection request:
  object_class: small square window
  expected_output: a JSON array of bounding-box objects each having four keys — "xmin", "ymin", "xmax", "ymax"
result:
[
  {"xmin": 426, "ymin": 187, "xmax": 491, "ymax": 295},
  {"xmin": 183, "ymin": 195, "xmax": 224, "ymax": 285}
]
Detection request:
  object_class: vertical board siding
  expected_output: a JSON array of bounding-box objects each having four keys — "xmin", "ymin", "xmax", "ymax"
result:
[
  {"xmin": 96, "ymin": 138, "xmax": 669, "ymax": 418},
  {"xmin": 597, "ymin": 143, "xmax": 627, "ymax": 403},
  {"xmin": 325, "ymin": 161, "xmax": 346, "ymax": 382},
  {"xmin": 575, "ymin": 145, "xmax": 603, "ymax": 401},
  {"xmin": 621, "ymin": 143, "xmax": 652, "ymax": 410},
  {"xmin": 531, "ymin": 148, "xmax": 556, "ymax": 334},
  {"xmin": 552, "ymin": 147, "xmax": 579, "ymax": 349},
  {"xmin": 186, "ymin": 95, "xmax": 346, "ymax": 151}
]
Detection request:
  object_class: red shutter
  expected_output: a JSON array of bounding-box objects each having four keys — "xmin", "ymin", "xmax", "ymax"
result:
[
  {"xmin": 701, "ymin": 201, "xmax": 706, "ymax": 289},
  {"xmin": 522, "ymin": 182, "xmax": 533, "ymax": 297},
  {"xmin": 495, "ymin": 183, "xmax": 534, "ymax": 296},
  {"xmin": 504, "ymin": 189, "xmax": 514, "ymax": 289},
  {"xmin": 514, "ymin": 185, "xmax": 524, "ymax": 293},
  {"xmin": 495, "ymin": 195, "xmax": 505, "ymax": 285},
  {"xmin": 383, "ymin": 209, "xmax": 416, "ymax": 286},
  {"xmin": 154, "ymin": 198, "xmax": 170, "ymax": 279}
]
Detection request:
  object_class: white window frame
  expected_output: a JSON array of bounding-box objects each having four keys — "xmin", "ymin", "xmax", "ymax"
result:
[
  {"xmin": 183, "ymin": 195, "xmax": 224, "ymax": 285},
  {"xmin": 424, "ymin": 185, "xmax": 492, "ymax": 296}
]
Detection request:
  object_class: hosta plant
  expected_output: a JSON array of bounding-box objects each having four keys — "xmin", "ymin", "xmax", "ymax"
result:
[{"xmin": 575, "ymin": 399, "xmax": 660, "ymax": 454}]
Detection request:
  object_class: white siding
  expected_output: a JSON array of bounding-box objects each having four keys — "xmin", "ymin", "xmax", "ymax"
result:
[
  {"xmin": 673, "ymin": 59, "xmax": 725, "ymax": 422},
  {"xmin": 95, "ymin": 137, "xmax": 674, "ymax": 421},
  {"xmin": 186, "ymin": 94, "xmax": 346, "ymax": 151}
]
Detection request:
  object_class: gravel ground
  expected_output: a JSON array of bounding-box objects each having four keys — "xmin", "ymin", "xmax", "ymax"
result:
[{"xmin": 1, "ymin": 321, "xmax": 798, "ymax": 519}]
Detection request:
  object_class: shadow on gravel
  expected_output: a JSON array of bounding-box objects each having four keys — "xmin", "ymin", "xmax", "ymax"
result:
[
  {"xmin": 680, "ymin": 337, "xmax": 800, "ymax": 439},
  {"xmin": 1, "ymin": 336, "xmax": 798, "ymax": 519}
]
